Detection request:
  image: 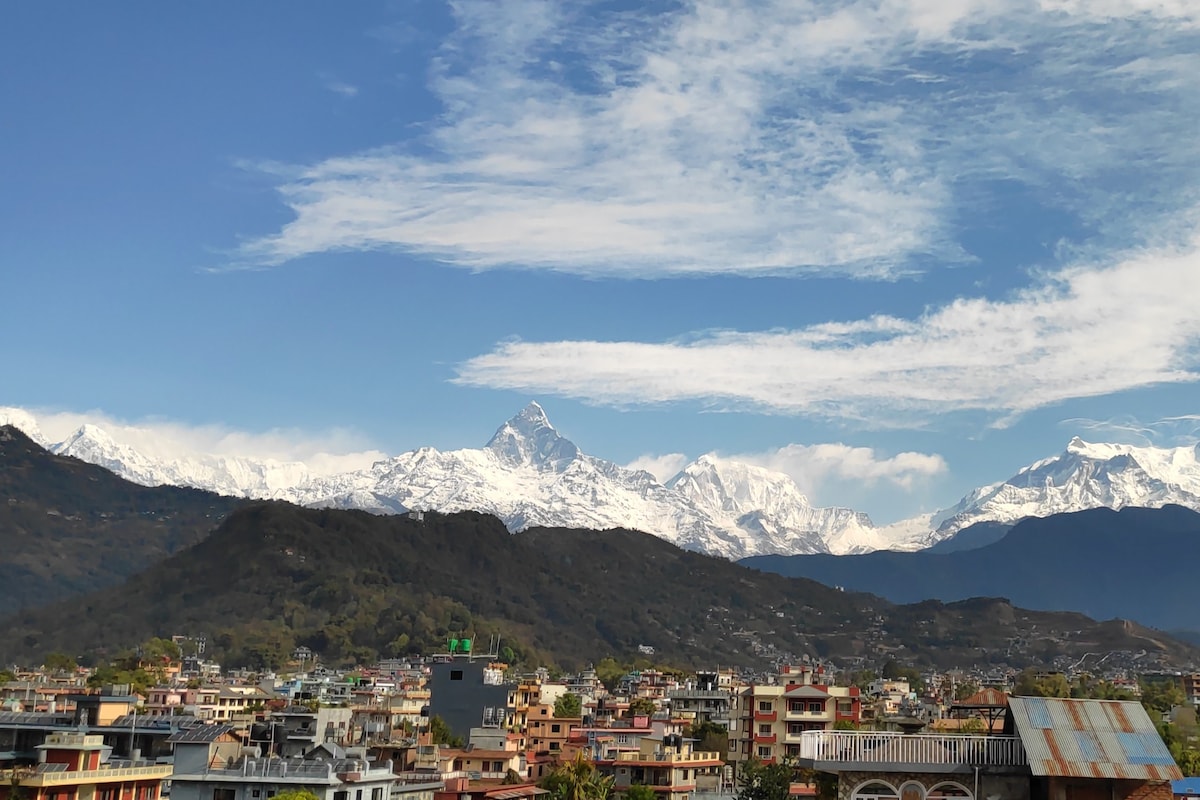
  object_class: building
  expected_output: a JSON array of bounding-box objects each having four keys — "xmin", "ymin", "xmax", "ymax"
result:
[
  {"xmin": 0, "ymin": 733, "xmax": 172, "ymax": 800},
  {"xmin": 271, "ymin": 706, "xmax": 354, "ymax": 758},
  {"xmin": 797, "ymin": 696, "xmax": 1180, "ymax": 800},
  {"xmin": 427, "ymin": 660, "xmax": 513, "ymax": 743},
  {"xmin": 597, "ymin": 733, "xmax": 725, "ymax": 800},
  {"xmin": 171, "ymin": 736, "xmax": 402, "ymax": 800},
  {"xmin": 667, "ymin": 672, "xmax": 735, "ymax": 730},
  {"xmin": 731, "ymin": 666, "xmax": 861, "ymax": 767}
]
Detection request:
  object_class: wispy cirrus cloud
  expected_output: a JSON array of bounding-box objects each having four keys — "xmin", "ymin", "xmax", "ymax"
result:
[
  {"xmin": 233, "ymin": 0, "xmax": 1200, "ymax": 278},
  {"xmin": 1061, "ymin": 414, "xmax": 1200, "ymax": 447},
  {"xmin": 455, "ymin": 230, "xmax": 1200, "ymax": 426}
]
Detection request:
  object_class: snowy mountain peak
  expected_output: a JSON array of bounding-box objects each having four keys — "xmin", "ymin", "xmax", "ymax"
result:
[
  {"xmin": 485, "ymin": 401, "xmax": 579, "ymax": 470},
  {"xmin": 0, "ymin": 407, "xmax": 47, "ymax": 446}
]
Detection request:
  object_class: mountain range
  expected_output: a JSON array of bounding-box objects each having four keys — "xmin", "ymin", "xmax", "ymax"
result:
[
  {"xmin": 3, "ymin": 494, "xmax": 1195, "ymax": 672},
  {"xmin": 2, "ymin": 423, "xmax": 1198, "ymax": 671},
  {"xmin": 0, "ymin": 425, "xmax": 242, "ymax": 613},
  {"xmin": 743, "ymin": 504, "xmax": 1200, "ymax": 634},
  {"xmin": 6, "ymin": 403, "xmax": 1200, "ymax": 559}
]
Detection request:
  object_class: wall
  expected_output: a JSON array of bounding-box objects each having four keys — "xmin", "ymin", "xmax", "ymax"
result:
[{"xmin": 836, "ymin": 771, "xmax": 1031, "ymax": 800}]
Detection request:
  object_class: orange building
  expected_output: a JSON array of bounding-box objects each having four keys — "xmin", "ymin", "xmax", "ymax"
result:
[{"xmin": 0, "ymin": 733, "xmax": 172, "ymax": 800}]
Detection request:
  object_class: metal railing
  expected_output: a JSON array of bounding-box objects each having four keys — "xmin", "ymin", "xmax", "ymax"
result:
[
  {"xmin": 10, "ymin": 765, "xmax": 174, "ymax": 786},
  {"xmin": 798, "ymin": 731, "xmax": 1027, "ymax": 767}
]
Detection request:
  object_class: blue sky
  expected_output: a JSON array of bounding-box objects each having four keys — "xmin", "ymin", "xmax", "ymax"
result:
[{"xmin": 4, "ymin": 0, "xmax": 1200, "ymax": 524}]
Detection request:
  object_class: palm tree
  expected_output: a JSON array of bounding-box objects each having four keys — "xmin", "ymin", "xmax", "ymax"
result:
[{"xmin": 542, "ymin": 753, "xmax": 613, "ymax": 800}]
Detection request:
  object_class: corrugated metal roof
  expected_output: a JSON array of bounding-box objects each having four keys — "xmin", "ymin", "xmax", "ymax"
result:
[
  {"xmin": 1008, "ymin": 697, "xmax": 1182, "ymax": 781},
  {"xmin": 953, "ymin": 688, "xmax": 1009, "ymax": 708}
]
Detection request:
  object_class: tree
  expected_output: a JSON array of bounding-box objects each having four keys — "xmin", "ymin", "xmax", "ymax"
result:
[
  {"xmin": 686, "ymin": 720, "xmax": 729, "ymax": 756},
  {"xmin": 555, "ymin": 692, "xmax": 583, "ymax": 718},
  {"xmin": 503, "ymin": 769, "xmax": 524, "ymax": 785},
  {"xmin": 954, "ymin": 681, "xmax": 980, "ymax": 701},
  {"xmin": 428, "ymin": 715, "xmax": 464, "ymax": 748},
  {"xmin": 272, "ymin": 791, "xmax": 321, "ymax": 800},
  {"xmin": 43, "ymin": 652, "xmax": 77, "ymax": 673},
  {"xmin": 624, "ymin": 786, "xmax": 657, "ymax": 800},
  {"xmin": 540, "ymin": 753, "xmax": 612, "ymax": 800},
  {"xmin": 0, "ymin": 669, "xmax": 16, "ymax": 684},
  {"xmin": 1141, "ymin": 677, "xmax": 1186, "ymax": 714},
  {"xmin": 594, "ymin": 658, "xmax": 626, "ymax": 691},
  {"xmin": 627, "ymin": 697, "xmax": 656, "ymax": 718},
  {"xmin": 1013, "ymin": 670, "xmax": 1070, "ymax": 698},
  {"xmin": 737, "ymin": 757, "xmax": 795, "ymax": 800}
]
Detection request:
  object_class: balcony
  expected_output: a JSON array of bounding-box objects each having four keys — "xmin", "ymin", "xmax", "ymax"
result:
[
  {"xmin": 754, "ymin": 710, "xmax": 778, "ymax": 722},
  {"xmin": 796, "ymin": 731, "xmax": 1027, "ymax": 774},
  {"xmin": 754, "ymin": 734, "xmax": 777, "ymax": 744},
  {"xmin": 8, "ymin": 765, "xmax": 175, "ymax": 787}
]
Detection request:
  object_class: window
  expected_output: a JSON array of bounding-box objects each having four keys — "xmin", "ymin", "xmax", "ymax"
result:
[
  {"xmin": 756, "ymin": 746, "xmax": 771, "ymax": 758},
  {"xmin": 551, "ymin": 724, "xmax": 561, "ymax": 733},
  {"xmin": 788, "ymin": 701, "xmax": 804, "ymax": 713},
  {"xmin": 758, "ymin": 724, "xmax": 772, "ymax": 734},
  {"xmin": 837, "ymin": 700, "xmax": 853, "ymax": 714},
  {"xmin": 927, "ymin": 784, "xmax": 971, "ymax": 800},
  {"xmin": 853, "ymin": 782, "xmax": 899, "ymax": 800},
  {"xmin": 214, "ymin": 790, "xmax": 236, "ymax": 800},
  {"xmin": 788, "ymin": 723, "xmax": 805, "ymax": 735},
  {"xmin": 808, "ymin": 702, "xmax": 824, "ymax": 713},
  {"xmin": 757, "ymin": 701, "xmax": 772, "ymax": 712},
  {"xmin": 334, "ymin": 792, "xmax": 349, "ymax": 800},
  {"xmin": 372, "ymin": 789, "xmax": 383, "ymax": 800},
  {"xmin": 355, "ymin": 791, "xmax": 362, "ymax": 800},
  {"xmin": 451, "ymin": 670, "xmax": 464, "ymax": 681}
]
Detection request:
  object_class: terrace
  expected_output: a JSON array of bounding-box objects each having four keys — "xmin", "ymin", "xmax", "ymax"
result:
[{"xmin": 797, "ymin": 731, "xmax": 1028, "ymax": 774}]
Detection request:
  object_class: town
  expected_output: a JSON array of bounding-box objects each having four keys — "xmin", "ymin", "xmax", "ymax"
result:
[{"xmin": 1, "ymin": 637, "xmax": 1196, "ymax": 800}]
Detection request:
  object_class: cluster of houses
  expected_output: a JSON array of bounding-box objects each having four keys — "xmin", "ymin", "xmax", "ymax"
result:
[{"xmin": 0, "ymin": 650, "xmax": 1190, "ymax": 800}]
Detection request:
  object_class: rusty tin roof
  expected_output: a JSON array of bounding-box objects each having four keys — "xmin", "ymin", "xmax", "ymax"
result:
[{"xmin": 1008, "ymin": 697, "xmax": 1182, "ymax": 781}]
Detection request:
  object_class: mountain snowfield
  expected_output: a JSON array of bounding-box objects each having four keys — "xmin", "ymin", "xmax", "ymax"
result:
[{"xmin": 4, "ymin": 403, "xmax": 1200, "ymax": 558}]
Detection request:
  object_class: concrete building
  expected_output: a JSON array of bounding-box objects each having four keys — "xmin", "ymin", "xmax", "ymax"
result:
[
  {"xmin": 0, "ymin": 733, "xmax": 172, "ymax": 800},
  {"xmin": 797, "ymin": 696, "xmax": 1181, "ymax": 800},
  {"xmin": 597, "ymin": 733, "xmax": 724, "ymax": 800},
  {"xmin": 427, "ymin": 661, "xmax": 512, "ymax": 743},
  {"xmin": 731, "ymin": 665, "xmax": 861, "ymax": 767}
]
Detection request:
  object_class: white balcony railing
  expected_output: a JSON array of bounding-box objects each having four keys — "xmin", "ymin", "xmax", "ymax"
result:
[{"xmin": 798, "ymin": 731, "xmax": 1027, "ymax": 768}]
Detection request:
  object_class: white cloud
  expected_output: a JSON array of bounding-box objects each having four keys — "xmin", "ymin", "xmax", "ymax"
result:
[
  {"xmin": 734, "ymin": 443, "xmax": 947, "ymax": 491},
  {"xmin": 231, "ymin": 0, "xmax": 1200, "ymax": 278},
  {"xmin": 319, "ymin": 73, "xmax": 360, "ymax": 98},
  {"xmin": 1060, "ymin": 414, "xmax": 1200, "ymax": 447},
  {"xmin": 624, "ymin": 452, "xmax": 689, "ymax": 482},
  {"xmin": 454, "ymin": 231, "xmax": 1200, "ymax": 426},
  {"xmin": 2, "ymin": 407, "xmax": 385, "ymax": 475}
]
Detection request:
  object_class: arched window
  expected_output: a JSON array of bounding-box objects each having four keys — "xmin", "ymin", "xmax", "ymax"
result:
[
  {"xmin": 928, "ymin": 782, "xmax": 973, "ymax": 800},
  {"xmin": 853, "ymin": 781, "xmax": 899, "ymax": 800},
  {"xmin": 900, "ymin": 780, "xmax": 927, "ymax": 800}
]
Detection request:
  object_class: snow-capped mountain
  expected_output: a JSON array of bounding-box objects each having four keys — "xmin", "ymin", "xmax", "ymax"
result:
[
  {"xmin": 8, "ymin": 401, "xmax": 1200, "ymax": 559},
  {"xmin": 927, "ymin": 436, "xmax": 1200, "ymax": 539},
  {"xmin": 291, "ymin": 403, "xmax": 816, "ymax": 558},
  {"xmin": 49, "ymin": 423, "xmax": 318, "ymax": 500}
]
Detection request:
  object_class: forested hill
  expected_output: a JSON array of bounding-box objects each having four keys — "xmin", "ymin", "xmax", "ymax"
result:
[
  {"xmin": 0, "ymin": 425, "xmax": 243, "ymax": 612},
  {"xmin": 741, "ymin": 505, "xmax": 1200, "ymax": 634},
  {"xmin": 3, "ymin": 500, "xmax": 1194, "ymax": 671}
]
